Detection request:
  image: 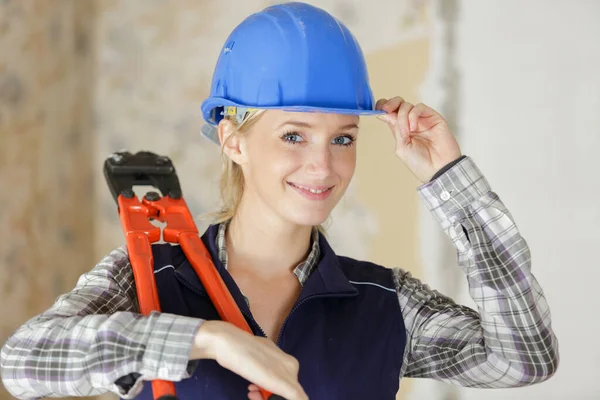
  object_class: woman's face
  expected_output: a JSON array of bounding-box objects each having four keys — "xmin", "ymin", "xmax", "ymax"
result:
[{"xmin": 224, "ymin": 110, "xmax": 359, "ymax": 227}]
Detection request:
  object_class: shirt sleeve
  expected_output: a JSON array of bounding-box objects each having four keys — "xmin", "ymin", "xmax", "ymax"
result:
[
  {"xmin": 0, "ymin": 246, "xmax": 204, "ymax": 399},
  {"xmin": 394, "ymin": 156, "xmax": 559, "ymax": 388}
]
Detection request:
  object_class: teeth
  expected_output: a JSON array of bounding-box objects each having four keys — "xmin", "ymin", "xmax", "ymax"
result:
[{"xmin": 295, "ymin": 184, "xmax": 329, "ymax": 194}]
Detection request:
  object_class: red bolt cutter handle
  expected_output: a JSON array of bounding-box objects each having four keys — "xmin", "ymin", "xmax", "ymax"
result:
[{"xmin": 104, "ymin": 151, "xmax": 283, "ymax": 400}]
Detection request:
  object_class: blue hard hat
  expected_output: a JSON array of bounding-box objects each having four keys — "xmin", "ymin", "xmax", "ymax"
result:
[{"xmin": 200, "ymin": 2, "xmax": 384, "ymax": 144}]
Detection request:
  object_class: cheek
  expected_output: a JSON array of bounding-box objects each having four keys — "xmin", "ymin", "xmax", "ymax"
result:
[
  {"xmin": 274, "ymin": 147, "xmax": 304, "ymax": 174},
  {"xmin": 333, "ymin": 150, "xmax": 357, "ymax": 181},
  {"xmin": 246, "ymin": 145, "xmax": 302, "ymax": 184}
]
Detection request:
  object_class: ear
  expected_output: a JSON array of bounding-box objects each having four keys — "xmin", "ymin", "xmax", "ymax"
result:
[{"xmin": 218, "ymin": 118, "xmax": 248, "ymax": 165}]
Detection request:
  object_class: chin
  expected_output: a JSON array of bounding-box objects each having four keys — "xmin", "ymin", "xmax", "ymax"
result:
[{"xmin": 284, "ymin": 208, "xmax": 331, "ymax": 227}]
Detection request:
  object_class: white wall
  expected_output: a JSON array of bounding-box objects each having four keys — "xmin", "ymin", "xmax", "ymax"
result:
[{"xmin": 456, "ymin": 1, "xmax": 600, "ymax": 399}]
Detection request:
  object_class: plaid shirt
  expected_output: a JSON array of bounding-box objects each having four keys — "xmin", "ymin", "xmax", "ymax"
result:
[
  {"xmin": 0, "ymin": 156, "xmax": 558, "ymax": 399},
  {"xmin": 216, "ymin": 220, "xmax": 321, "ymax": 288}
]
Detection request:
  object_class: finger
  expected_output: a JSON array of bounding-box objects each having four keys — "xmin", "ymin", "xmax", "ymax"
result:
[
  {"xmin": 408, "ymin": 103, "xmax": 425, "ymax": 132},
  {"xmin": 376, "ymin": 112, "xmax": 397, "ymax": 127},
  {"xmin": 247, "ymin": 384, "xmax": 265, "ymax": 400},
  {"xmin": 247, "ymin": 390, "xmax": 264, "ymax": 400},
  {"xmin": 375, "ymin": 98, "xmax": 388, "ymax": 110},
  {"xmin": 408, "ymin": 103, "xmax": 439, "ymax": 132},
  {"xmin": 381, "ymin": 96, "xmax": 404, "ymax": 112},
  {"xmin": 396, "ymin": 101, "xmax": 414, "ymax": 138},
  {"xmin": 413, "ymin": 102, "xmax": 441, "ymax": 118}
]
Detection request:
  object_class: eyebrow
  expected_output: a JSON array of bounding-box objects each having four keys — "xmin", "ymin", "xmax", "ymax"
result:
[{"xmin": 277, "ymin": 120, "xmax": 360, "ymax": 130}]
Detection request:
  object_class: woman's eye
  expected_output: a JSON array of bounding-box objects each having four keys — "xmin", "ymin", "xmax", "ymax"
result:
[
  {"xmin": 281, "ymin": 132, "xmax": 304, "ymax": 144},
  {"xmin": 281, "ymin": 132, "xmax": 355, "ymax": 146},
  {"xmin": 332, "ymin": 135, "xmax": 355, "ymax": 146}
]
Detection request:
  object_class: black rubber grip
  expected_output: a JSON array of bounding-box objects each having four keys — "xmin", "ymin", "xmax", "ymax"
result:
[{"xmin": 157, "ymin": 396, "xmax": 178, "ymax": 400}]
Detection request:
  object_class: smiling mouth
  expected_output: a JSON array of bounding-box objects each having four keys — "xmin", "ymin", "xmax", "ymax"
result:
[
  {"xmin": 287, "ymin": 182, "xmax": 335, "ymax": 199},
  {"xmin": 287, "ymin": 182, "xmax": 334, "ymax": 193}
]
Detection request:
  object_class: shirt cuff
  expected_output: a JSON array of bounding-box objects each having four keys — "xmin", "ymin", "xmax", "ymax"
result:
[
  {"xmin": 140, "ymin": 312, "xmax": 204, "ymax": 379},
  {"xmin": 429, "ymin": 155, "xmax": 467, "ymax": 182},
  {"xmin": 118, "ymin": 312, "xmax": 203, "ymax": 398},
  {"xmin": 417, "ymin": 156, "xmax": 491, "ymax": 225}
]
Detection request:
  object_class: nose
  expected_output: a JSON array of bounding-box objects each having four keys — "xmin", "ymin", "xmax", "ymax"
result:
[{"xmin": 305, "ymin": 144, "xmax": 332, "ymax": 179}]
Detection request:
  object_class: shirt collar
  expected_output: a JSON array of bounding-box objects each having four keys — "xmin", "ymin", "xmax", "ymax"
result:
[{"xmin": 216, "ymin": 220, "xmax": 321, "ymax": 286}]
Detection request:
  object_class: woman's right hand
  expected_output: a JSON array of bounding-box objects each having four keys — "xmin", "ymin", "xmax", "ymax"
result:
[{"xmin": 191, "ymin": 320, "xmax": 308, "ymax": 400}]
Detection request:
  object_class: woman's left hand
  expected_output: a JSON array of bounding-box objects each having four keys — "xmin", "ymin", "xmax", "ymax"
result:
[{"xmin": 376, "ymin": 97, "xmax": 462, "ymax": 183}]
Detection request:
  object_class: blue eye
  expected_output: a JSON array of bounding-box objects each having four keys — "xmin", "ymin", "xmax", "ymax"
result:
[
  {"xmin": 280, "ymin": 132, "xmax": 355, "ymax": 146},
  {"xmin": 281, "ymin": 132, "xmax": 304, "ymax": 144},
  {"xmin": 332, "ymin": 135, "xmax": 355, "ymax": 146}
]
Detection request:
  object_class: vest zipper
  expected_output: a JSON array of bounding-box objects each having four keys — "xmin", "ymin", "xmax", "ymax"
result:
[
  {"xmin": 240, "ymin": 308, "xmax": 268, "ymax": 338},
  {"xmin": 175, "ymin": 272, "xmax": 268, "ymax": 338}
]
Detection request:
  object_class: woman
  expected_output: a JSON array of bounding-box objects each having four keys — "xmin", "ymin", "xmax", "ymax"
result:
[{"xmin": 0, "ymin": 3, "xmax": 558, "ymax": 400}]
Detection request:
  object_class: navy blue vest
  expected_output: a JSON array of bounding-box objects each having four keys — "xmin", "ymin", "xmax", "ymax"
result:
[{"xmin": 132, "ymin": 224, "xmax": 406, "ymax": 399}]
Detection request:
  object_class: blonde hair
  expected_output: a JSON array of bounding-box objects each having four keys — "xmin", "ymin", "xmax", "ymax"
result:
[
  {"xmin": 206, "ymin": 109, "xmax": 328, "ymax": 234},
  {"xmin": 210, "ymin": 109, "xmax": 265, "ymax": 224}
]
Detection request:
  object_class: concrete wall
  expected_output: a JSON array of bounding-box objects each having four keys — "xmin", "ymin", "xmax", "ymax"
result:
[
  {"xmin": 456, "ymin": 1, "xmax": 600, "ymax": 399},
  {"xmin": 0, "ymin": 1, "xmax": 96, "ymax": 399}
]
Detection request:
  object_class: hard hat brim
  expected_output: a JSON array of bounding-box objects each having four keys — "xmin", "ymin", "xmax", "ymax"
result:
[
  {"xmin": 200, "ymin": 97, "xmax": 386, "ymax": 145},
  {"xmin": 201, "ymin": 97, "xmax": 386, "ymax": 124}
]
